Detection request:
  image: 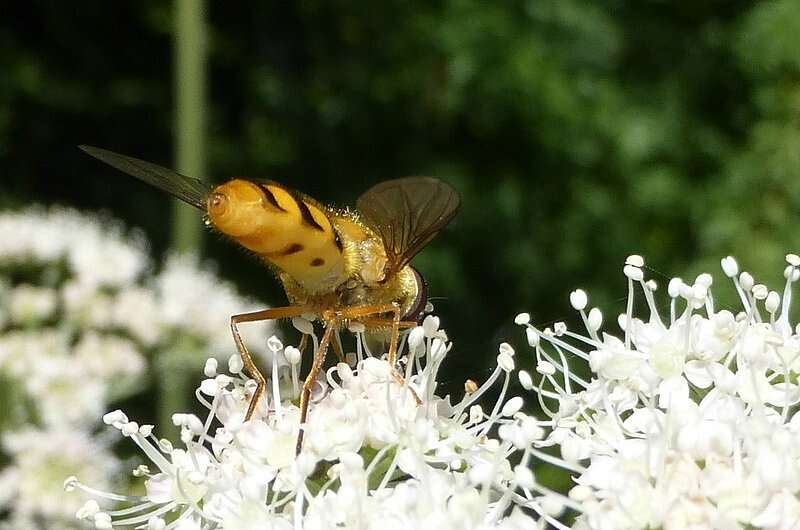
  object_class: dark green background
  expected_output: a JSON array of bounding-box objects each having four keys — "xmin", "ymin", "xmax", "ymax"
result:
[{"xmin": 3, "ymin": 1, "xmax": 800, "ymax": 390}]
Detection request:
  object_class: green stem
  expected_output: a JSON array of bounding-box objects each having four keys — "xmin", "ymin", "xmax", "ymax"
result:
[{"xmin": 173, "ymin": 0, "xmax": 207, "ymax": 253}]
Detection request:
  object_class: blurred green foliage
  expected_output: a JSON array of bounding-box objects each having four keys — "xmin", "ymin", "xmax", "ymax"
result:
[{"xmin": 3, "ymin": 1, "xmax": 800, "ymax": 391}]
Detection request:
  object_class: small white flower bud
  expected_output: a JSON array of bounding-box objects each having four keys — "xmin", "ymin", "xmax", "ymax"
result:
[
  {"xmin": 645, "ymin": 279, "xmax": 657, "ymax": 291},
  {"xmin": 336, "ymin": 362, "xmax": 353, "ymax": 381},
  {"xmin": 526, "ymin": 327, "xmax": 540, "ymax": 347},
  {"xmin": 329, "ymin": 388, "xmax": 347, "ymax": 407},
  {"xmin": 536, "ymin": 361, "xmax": 556, "ymax": 375},
  {"xmin": 408, "ymin": 326, "xmax": 425, "ymax": 350},
  {"xmin": 569, "ymin": 289, "xmax": 588, "ymax": 310},
  {"xmin": 498, "ymin": 342, "xmax": 515, "ymax": 357},
  {"xmin": 787, "ymin": 254, "xmax": 800, "ymax": 267},
  {"xmin": 518, "ymin": 370, "xmax": 534, "ymax": 390},
  {"xmin": 721, "ymin": 256, "xmax": 739, "ymax": 277},
  {"xmin": 76, "ymin": 500, "xmax": 100, "ymax": 519},
  {"xmin": 587, "ymin": 308, "xmax": 602, "ymax": 331},
  {"xmin": 184, "ymin": 414, "xmax": 206, "ymax": 434},
  {"xmin": 64, "ymin": 476, "xmax": 80, "ymax": 492},
  {"xmin": 94, "ymin": 512, "xmax": 112, "ymax": 530},
  {"xmin": 103, "ymin": 410, "xmax": 128, "ymax": 427},
  {"xmin": 569, "ymin": 485, "xmax": 592, "ymax": 501},
  {"xmin": 203, "ymin": 358, "xmax": 218, "ymax": 377},
  {"xmin": 121, "ymin": 422, "xmax": 139, "ymax": 437},
  {"xmin": 626, "ymin": 254, "xmax": 644, "ymax": 267},
  {"xmin": 623, "ymin": 264, "xmax": 644, "ymax": 281},
  {"xmin": 739, "ymin": 272, "xmax": 754, "ymax": 291},
  {"xmin": 553, "ymin": 322, "xmax": 567, "ymax": 335},
  {"xmin": 766, "ymin": 291, "xmax": 780, "ymax": 313},
  {"xmin": 695, "ymin": 273, "xmax": 713, "ymax": 288},
  {"xmin": 692, "ymin": 284, "xmax": 708, "ymax": 301},
  {"xmin": 514, "ymin": 312, "xmax": 531, "ymax": 325},
  {"xmin": 497, "ymin": 423, "xmax": 516, "ymax": 443},
  {"xmin": 784, "ymin": 265, "xmax": 794, "ymax": 280},
  {"xmin": 469, "ymin": 405, "xmax": 483, "ymax": 425},
  {"xmin": 291, "ymin": 317, "xmax": 314, "ymax": 335},
  {"xmin": 215, "ymin": 374, "xmax": 232, "ymax": 387},
  {"xmin": 520, "ymin": 416, "xmax": 544, "ymax": 442},
  {"xmin": 267, "ymin": 335, "xmax": 283, "ymax": 352},
  {"xmin": 752, "ymin": 284, "xmax": 768, "ymax": 300},
  {"xmin": 501, "ymin": 396, "xmax": 524, "ymax": 416},
  {"xmin": 327, "ymin": 464, "xmax": 342, "ymax": 480},
  {"xmin": 422, "ymin": 315, "xmax": 440, "ymax": 336},
  {"xmin": 668, "ymin": 277, "xmax": 683, "ymax": 298},
  {"xmin": 338, "ymin": 452, "xmax": 363, "ymax": 471},
  {"xmin": 139, "ymin": 425, "xmax": 154, "ymax": 437},
  {"xmin": 430, "ymin": 338, "xmax": 447, "ymax": 361},
  {"xmin": 200, "ymin": 379, "xmax": 218, "ymax": 396},
  {"xmin": 284, "ymin": 346, "xmax": 302, "ymax": 365},
  {"xmin": 497, "ymin": 352, "xmax": 515, "ymax": 372},
  {"xmin": 541, "ymin": 495, "xmax": 565, "ymax": 516},
  {"xmin": 228, "ymin": 354, "xmax": 243, "ymax": 374}
]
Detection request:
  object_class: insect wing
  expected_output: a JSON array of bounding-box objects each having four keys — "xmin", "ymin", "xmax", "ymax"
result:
[
  {"xmin": 79, "ymin": 145, "xmax": 209, "ymax": 210},
  {"xmin": 357, "ymin": 176, "xmax": 460, "ymax": 278}
]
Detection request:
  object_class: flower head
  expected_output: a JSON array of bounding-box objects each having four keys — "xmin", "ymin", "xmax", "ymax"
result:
[
  {"xmin": 518, "ymin": 255, "xmax": 800, "ymax": 529},
  {"xmin": 67, "ymin": 319, "xmax": 558, "ymax": 529}
]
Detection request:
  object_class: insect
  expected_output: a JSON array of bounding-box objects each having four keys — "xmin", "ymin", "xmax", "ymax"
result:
[{"xmin": 79, "ymin": 145, "xmax": 460, "ymax": 452}]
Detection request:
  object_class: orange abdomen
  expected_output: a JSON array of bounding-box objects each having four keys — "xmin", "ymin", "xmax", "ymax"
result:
[{"xmin": 207, "ymin": 179, "xmax": 345, "ymax": 292}]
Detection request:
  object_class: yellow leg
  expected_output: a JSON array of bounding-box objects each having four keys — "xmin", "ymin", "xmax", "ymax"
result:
[
  {"xmin": 294, "ymin": 305, "xmax": 419, "ymax": 454},
  {"xmin": 297, "ymin": 317, "xmax": 336, "ymax": 454},
  {"xmin": 230, "ymin": 305, "xmax": 309, "ymax": 421}
]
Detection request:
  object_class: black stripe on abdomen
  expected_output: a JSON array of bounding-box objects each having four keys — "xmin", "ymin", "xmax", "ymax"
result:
[{"xmin": 292, "ymin": 194, "xmax": 325, "ymax": 231}]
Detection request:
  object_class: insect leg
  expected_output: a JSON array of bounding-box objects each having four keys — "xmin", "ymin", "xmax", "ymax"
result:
[
  {"xmin": 297, "ymin": 316, "xmax": 336, "ymax": 454},
  {"xmin": 359, "ymin": 318, "xmax": 418, "ymax": 330},
  {"xmin": 231, "ymin": 305, "xmax": 309, "ymax": 421}
]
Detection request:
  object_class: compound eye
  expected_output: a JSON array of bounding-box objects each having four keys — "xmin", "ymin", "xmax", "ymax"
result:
[{"xmin": 402, "ymin": 267, "xmax": 428, "ymax": 322}]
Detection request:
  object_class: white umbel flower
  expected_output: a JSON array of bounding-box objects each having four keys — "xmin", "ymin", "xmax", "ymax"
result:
[
  {"xmin": 517, "ymin": 255, "xmax": 800, "ymax": 529},
  {"xmin": 68, "ymin": 327, "xmax": 560, "ymax": 529}
]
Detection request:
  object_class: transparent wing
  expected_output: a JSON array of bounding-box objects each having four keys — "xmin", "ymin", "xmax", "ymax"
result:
[
  {"xmin": 79, "ymin": 145, "xmax": 210, "ymax": 210},
  {"xmin": 356, "ymin": 176, "xmax": 460, "ymax": 278}
]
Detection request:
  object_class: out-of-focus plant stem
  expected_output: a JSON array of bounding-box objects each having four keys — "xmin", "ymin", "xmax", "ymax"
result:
[
  {"xmin": 173, "ymin": 0, "xmax": 206, "ymax": 253},
  {"xmin": 165, "ymin": 0, "xmax": 207, "ymax": 434}
]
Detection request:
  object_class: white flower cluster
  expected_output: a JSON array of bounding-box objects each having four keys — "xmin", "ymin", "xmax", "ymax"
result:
[
  {"xmin": 516, "ymin": 254, "xmax": 800, "ymax": 530},
  {"xmin": 0, "ymin": 207, "xmax": 271, "ymax": 530},
  {"xmin": 68, "ymin": 316, "xmax": 563, "ymax": 530}
]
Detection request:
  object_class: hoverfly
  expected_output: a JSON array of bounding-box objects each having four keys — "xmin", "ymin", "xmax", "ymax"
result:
[{"xmin": 79, "ymin": 145, "xmax": 460, "ymax": 452}]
